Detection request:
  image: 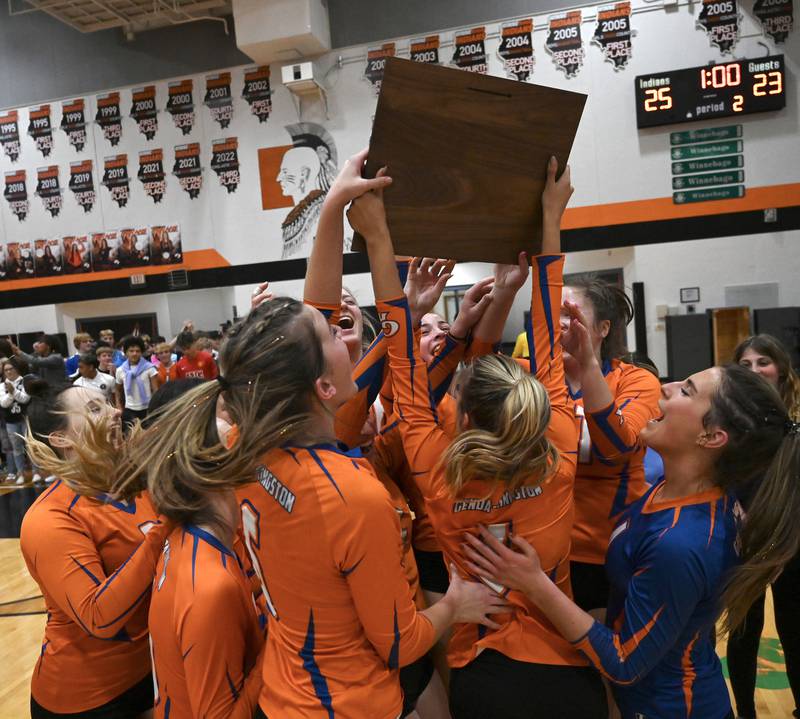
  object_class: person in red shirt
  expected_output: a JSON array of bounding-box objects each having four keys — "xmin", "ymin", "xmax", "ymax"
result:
[{"xmin": 170, "ymin": 331, "xmax": 218, "ymax": 381}]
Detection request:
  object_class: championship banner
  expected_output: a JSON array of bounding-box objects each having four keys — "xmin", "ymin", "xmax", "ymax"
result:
[
  {"xmin": 593, "ymin": 2, "xmax": 635, "ymax": 70},
  {"xmin": 102, "ymin": 154, "xmax": 130, "ymax": 208},
  {"xmin": 119, "ymin": 227, "xmax": 151, "ymax": 267},
  {"xmin": 69, "ymin": 160, "xmax": 95, "ymax": 213},
  {"xmin": 131, "ymin": 85, "xmax": 158, "ymax": 140},
  {"xmin": 498, "ymin": 19, "xmax": 535, "ymax": 81},
  {"xmin": 138, "ymin": 149, "xmax": 166, "ymax": 203},
  {"xmin": 173, "ymin": 143, "xmax": 202, "ymax": 199},
  {"xmin": 60, "ymin": 99, "xmax": 88, "ymax": 152},
  {"xmin": 91, "ymin": 230, "xmax": 121, "ymax": 271},
  {"xmin": 754, "ymin": 0, "xmax": 793, "ymax": 43},
  {"xmin": 166, "ymin": 79, "xmax": 195, "ymax": 135},
  {"xmin": 205, "ymin": 72, "xmax": 233, "ymax": 129},
  {"xmin": 28, "ymin": 105, "xmax": 54, "ymax": 157},
  {"xmin": 546, "ymin": 11, "xmax": 585, "ymax": 78},
  {"xmin": 35, "ymin": 165, "xmax": 62, "ymax": 217},
  {"xmin": 698, "ymin": 0, "xmax": 741, "ymax": 53},
  {"xmin": 96, "ymin": 92, "xmax": 122, "ymax": 146},
  {"xmin": 242, "ymin": 66, "xmax": 273, "ymax": 123},
  {"xmin": 410, "ymin": 35, "xmax": 440, "ymax": 64},
  {"xmin": 365, "ymin": 43, "xmax": 397, "ymax": 94},
  {"xmin": 34, "ymin": 238, "xmax": 63, "ymax": 277},
  {"xmin": 0, "ymin": 111, "xmax": 21, "ymax": 162},
  {"xmin": 150, "ymin": 224, "xmax": 183, "ymax": 264},
  {"xmin": 451, "ymin": 27, "xmax": 488, "ymax": 73},
  {"xmin": 5, "ymin": 241, "xmax": 35, "ymax": 279},
  {"xmin": 63, "ymin": 234, "xmax": 92, "ymax": 274},
  {"xmin": 210, "ymin": 137, "xmax": 240, "ymax": 193},
  {"xmin": 4, "ymin": 170, "xmax": 29, "ymax": 222}
]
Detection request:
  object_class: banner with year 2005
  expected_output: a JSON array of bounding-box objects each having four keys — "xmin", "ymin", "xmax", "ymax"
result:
[{"xmin": 546, "ymin": 11, "xmax": 585, "ymax": 78}]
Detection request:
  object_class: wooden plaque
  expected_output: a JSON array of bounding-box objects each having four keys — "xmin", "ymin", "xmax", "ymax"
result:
[{"xmin": 352, "ymin": 57, "xmax": 587, "ymax": 264}]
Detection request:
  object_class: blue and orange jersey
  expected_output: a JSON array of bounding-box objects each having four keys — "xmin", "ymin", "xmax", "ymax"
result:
[
  {"xmin": 574, "ymin": 482, "xmax": 739, "ymax": 719},
  {"xmin": 149, "ymin": 524, "xmax": 264, "ymax": 719},
  {"xmin": 569, "ymin": 360, "xmax": 662, "ymax": 564},
  {"xmin": 380, "ymin": 254, "xmax": 587, "ymax": 668},
  {"xmin": 236, "ymin": 443, "xmax": 435, "ymax": 718},
  {"xmin": 19, "ymin": 481, "xmax": 170, "ymax": 713}
]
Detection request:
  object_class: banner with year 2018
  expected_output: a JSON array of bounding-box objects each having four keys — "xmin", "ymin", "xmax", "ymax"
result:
[{"xmin": 546, "ymin": 11, "xmax": 585, "ymax": 78}]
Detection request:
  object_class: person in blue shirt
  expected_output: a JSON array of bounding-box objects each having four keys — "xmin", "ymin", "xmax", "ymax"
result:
[
  {"xmin": 64, "ymin": 332, "xmax": 94, "ymax": 377},
  {"xmin": 463, "ymin": 358, "xmax": 800, "ymax": 719},
  {"xmin": 99, "ymin": 328, "xmax": 126, "ymax": 367}
]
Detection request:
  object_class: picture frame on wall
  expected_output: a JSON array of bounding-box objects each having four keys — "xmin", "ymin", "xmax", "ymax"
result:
[{"xmin": 680, "ymin": 287, "xmax": 701, "ymax": 303}]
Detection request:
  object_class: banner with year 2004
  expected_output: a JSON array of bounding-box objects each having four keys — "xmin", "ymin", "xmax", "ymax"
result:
[
  {"xmin": 452, "ymin": 27, "xmax": 488, "ymax": 73},
  {"xmin": 498, "ymin": 19, "xmax": 535, "ymax": 81}
]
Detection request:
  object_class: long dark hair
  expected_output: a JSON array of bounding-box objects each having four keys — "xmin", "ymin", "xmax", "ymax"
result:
[
  {"xmin": 567, "ymin": 275, "xmax": 634, "ymax": 362},
  {"xmin": 707, "ymin": 365, "xmax": 800, "ymax": 633},
  {"xmin": 733, "ymin": 334, "xmax": 800, "ymax": 420}
]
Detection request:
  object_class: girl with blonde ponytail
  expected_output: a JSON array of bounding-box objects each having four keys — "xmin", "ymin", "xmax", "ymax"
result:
[{"xmin": 348, "ymin": 157, "xmax": 608, "ymax": 719}]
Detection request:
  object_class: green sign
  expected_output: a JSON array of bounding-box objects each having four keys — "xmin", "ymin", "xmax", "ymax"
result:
[
  {"xmin": 673, "ymin": 185, "xmax": 745, "ymax": 204},
  {"xmin": 671, "ymin": 140, "xmax": 743, "ymax": 160},
  {"xmin": 672, "ymin": 155, "xmax": 743, "ymax": 175},
  {"xmin": 673, "ymin": 170, "xmax": 744, "ymax": 190},
  {"xmin": 670, "ymin": 125, "xmax": 742, "ymax": 146}
]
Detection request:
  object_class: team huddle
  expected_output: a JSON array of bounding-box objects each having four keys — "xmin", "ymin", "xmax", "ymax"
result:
[{"xmin": 17, "ymin": 150, "xmax": 800, "ymax": 719}]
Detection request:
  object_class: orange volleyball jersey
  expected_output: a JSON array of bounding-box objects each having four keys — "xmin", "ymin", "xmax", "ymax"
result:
[
  {"xmin": 380, "ymin": 254, "xmax": 587, "ymax": 669},
  {"xmin": 569, "ymin": 361, "xmax": 662, "ymax": 564},
  {"xmin": 149, "ymin": 524, "xmax": 264, "ymax": 719},
  {"xmin": 236, "ymin": 443, "xmax": 435, "ymax": 718},
  {"xmin": 20, "ymin": 481, "xmax": 169, "ymax": 713}
]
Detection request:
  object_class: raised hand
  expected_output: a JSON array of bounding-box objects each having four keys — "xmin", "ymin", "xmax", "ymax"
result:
[
  {"xmin": 329, "ymin": 149, "xmax": 392, "ymax": 207},
  {"xmin": 462, "ymin": 526, "xmax": 543, "ymax": 598},
  {"xmin": 450, "ymin": 277, "xmax": 494, "ymax": 339},
  {"xmin": 493, "ymin": 251, "xmax": 529, "ymax": 293},
  {"xmin": 405, "ymin": 258, "xmax": 455, "ymax": 325},
  {"xmin": 560, "ymin": 300, "xmax": 597, "ymax": 372},
  {"xmin": 542, "ymin": 156, "xmax": 574, "ymax": 223},
  {"xmin": 250, "ymin": 281, "xmax": 273, "ymax": 311}
]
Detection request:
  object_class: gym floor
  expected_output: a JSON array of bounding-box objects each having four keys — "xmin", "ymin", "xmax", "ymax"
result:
[{"xmin": 0, "ymin": 484, "xmax": 794, "ymax": 719}]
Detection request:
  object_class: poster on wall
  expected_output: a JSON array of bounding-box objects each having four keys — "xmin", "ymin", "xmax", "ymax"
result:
[
  {"xmin": 34, "ymin": 238, "xmax": 63, "ymax": 277},
  {"xmin": 210, "ymin": 137, "xmax": 240, "ymax": 193},
  {"xmin": 150, "ymin": 224, "xmax": 182, "ymax": 264},
  {"xmin": 754, "ymin": 0, "xmax": 793, "ymax": 42},
  {"xmin": 138, "ymin": 149, "xmax": 166, "ymax": 203},
  {"xmin": 95, "ymin": 92, "xmax": 123, "ymax": 146},
  {"xmin": 258, "ymin": 122, "xmax": 338, "ymax": 259},
  {"xmin": 451, "ymin": 27, "xmax": 488, "ymax": 73},
  {"xmin": 63, "ymin": 234, "xmax": 92, "ymax": 274},
  {"xmin": 173, "ymin": 143, "xmax": 202, "ymax": 199},
  {"xmin": 593, "ymin": 2, "xmax": 635, "ymax": 69},
  {"xmin": 409, "ymin": 35, "xmax": 440, "ymax": 64},
  {"xmin": 102, "ymin": 154, "xmax": 130, "ymax": 208},
  {"xmin": 4, "ymin": 170, "xmax": 29, "ymax": 222},
  {"xmin": 546, "ymin": 11, "xmax": 585, "ymax": 78},
  {"xmin": 365, "ymin": 43, "xmax": 397, "ymax": 94},
  {"xmin": 0, "ymin": 246, "xmax": 6, "ymax": 280},
  {"xmin": 6, "ymin": 241, "xmax": 35, "ymax": 279},
  {"xmin": 205, "ymin": 72, "xmax": 233, "ymax": 129},
  {"xmin": 166, "ymin": 79, "xmax": 195, "ymax": 136},
  {"xmin": 0, "ymin": 111, "xmax": 21, "ymax": 162},
  {"xmin": 91, "ymin": 230, "xmax": 121, "ymax": 271},
  {"xmin": 242, "ymin": 66, "xmax": 273, "ymax": 123},
  {"xmin": 131, "ymin": 85, "xmax": 159, "ymax": 140},
  {"xmin": 119, "ymin": 227, "xmax": 151, "ymax": 267},
  {"xmin": 69, "ymin": 160, "xmax": 96, "ymax": 213},
  {"xmin": 28, "ymin": 105, "xmax": 54, "ymax": 157},
  {"xmin": 697, "ymin": 0, "xmax": 741, "ymax": 53},
  {"xmin": 498, "ymin": 19, "xmax": 535, "ymax": 81},
  {"xmin": 35, "ymin": 165, "xmax": 62, "ymax": 217},
  {"xmin": 60, "ymin": 99, "xmax": 88, "ymax": 152}
]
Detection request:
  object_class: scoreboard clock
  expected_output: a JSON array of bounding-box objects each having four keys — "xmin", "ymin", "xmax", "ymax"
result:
[{"xmin": 635, "ymin": 55, "xmax": 786, "ymax": 128}]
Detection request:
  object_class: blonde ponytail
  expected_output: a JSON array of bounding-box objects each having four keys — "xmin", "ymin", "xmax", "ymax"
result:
[{"xmin": 443, "ymin": 355, "xmax": 559, "ymax": 495}]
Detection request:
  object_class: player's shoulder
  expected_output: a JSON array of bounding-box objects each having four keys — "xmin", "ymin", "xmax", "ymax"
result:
[
  {"xmin": 303, "ymin": 443, "xmax": 392, "ymax": 503},
  {"xmin": 614, "ymin": 360, "xmax": 661, "ymax": 388}
]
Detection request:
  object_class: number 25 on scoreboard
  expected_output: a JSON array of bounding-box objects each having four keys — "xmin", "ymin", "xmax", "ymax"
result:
[{"xmin": 644, "ymin": 87, "xmax": 672, "ymax": 112}]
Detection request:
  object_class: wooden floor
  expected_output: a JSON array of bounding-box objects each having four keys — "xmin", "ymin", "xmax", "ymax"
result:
[{"xmin": 0, "ymin": 512, "xmax": 796, "ymax": 718}]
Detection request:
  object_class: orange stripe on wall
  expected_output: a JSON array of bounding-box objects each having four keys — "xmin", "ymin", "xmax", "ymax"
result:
[
  {"xmin": 0, "ymin": 249, "xmax": 229, "ymax": 291},
  {"xmin": 561, "ymin": 182, "xmax": 800, "ymax": 229}
]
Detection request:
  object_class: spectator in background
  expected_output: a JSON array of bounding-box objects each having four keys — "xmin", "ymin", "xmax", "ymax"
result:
[
  {"xmin": 13, "ymin": 334, "xmax": 66, "ymax": 385},
  {"xmin": 152, "ymin": 342, "xmax": 176, "ymax": 384},
  {"xmin": 0, "ymin": 356, "xmax": 30, "ymax": 484},
  {"xmin": 64, "ymin": 333, "xmax": 94, "ymax": 377},
  {"xmin": 115, "ymin": 335, "xmax": 159, "ymax": 431},
  {"xmin": 98, "ymin": 329, "xmax": 125, "ymax": 367},
  {"xmin": 95, "ymin": 344, "xmax": 117, "ymax": 376},
  {"xmin": 73, "ymin": 353, "xmax": 116, "ymax": 403},
  {"xmin": 170, "ymin": 331, "xmax": 218, "ymax": 381}
]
